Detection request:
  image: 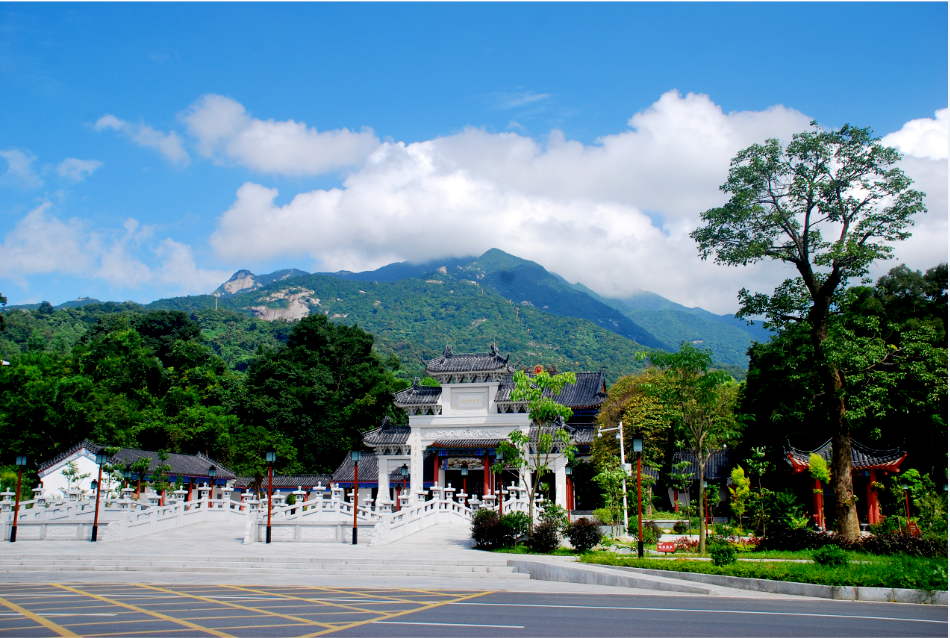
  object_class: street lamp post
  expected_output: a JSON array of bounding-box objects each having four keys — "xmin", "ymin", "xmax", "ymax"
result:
[
  {"xmin": 901, "ymin": 481, "xmax": 911, "ymax": 521},
  {"xmin": 10, "ymin": 456, "xmax": 26, "ymax": 543},
  {"xmin": 91, "ymin": 451, "xmax": 108, "ymax": 542},
  {"xmin": 208, "ymin": 465, "xmax": 217, "ymax": 505},
  {"xmin": 265, "ymin": 452, "xmax": 276, "ymax": 544},
  {"xmin": 565, "ymin": 465, "xmax": 573, "ymax": 523},
  {"xmin": 461, "ymin": 466, "xmax": 468, "ymax": 495},
  {"xmin": 351, "ymin": 451, "xmax": 362, "ymax": 545},
  {"xmin": 631, "ymin": 433, "xmax": 644, "ymax": 558},
  {"xmin": 598, "ymin": 421, "xmax": 630, "ymax": 533},
  {"xmin": 399, "ymin": 464, "xmax": 408, "ymax": 511}
]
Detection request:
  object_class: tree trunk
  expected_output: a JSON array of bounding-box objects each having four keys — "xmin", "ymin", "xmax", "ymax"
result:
[
  {"xmin": 697, "ymin": 461, "xmax": 707, "ymax": 554},
  {"xmin": 830, "ymin": 392, "xmax": 860, "ymax": 538}
]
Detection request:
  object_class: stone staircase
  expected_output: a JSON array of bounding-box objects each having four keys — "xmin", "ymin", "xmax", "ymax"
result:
[{"xmin": 0, "ymin": 554, "xmax": 530, "ymax": 580}]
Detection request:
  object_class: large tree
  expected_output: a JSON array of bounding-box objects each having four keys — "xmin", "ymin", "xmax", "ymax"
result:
[
  {"xmin": 690, "ymin": 123, "xmax": 926, "ymax": 538},
  {"xmin": 649, "ymin": 343, "xmax": 740, "ymax": 553}
]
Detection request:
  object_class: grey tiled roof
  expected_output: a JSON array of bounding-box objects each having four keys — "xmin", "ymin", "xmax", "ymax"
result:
[
  {"xmin": 424, "ymin": 344, "xmax": 514, "ymax": 375},
  {"xmin": 362, "ymin": 417, "xmax": 411, "ymax": 446},
  {"xmin": 234, "ymin": 474, "xmax": 332, "ymax": 489},
  {"xmin": 494, "ymin": 370, "xmax": 607, "ymax": 410},
  {"xmin": 785, "ymin": 439, "xmax": 906, "ymax": 473},
  {"xmin": 110, "ymin": 448, "xmax": 236, "ymax": 479},
  {"xmin": 330, "ymin": 453, "xmax": 406, "ymax": 484},
  {"xmin": 429, "ymin": 439, "xmax": 505, "ymax": 449},
  {"xmin": 37, "ymin": 440, "xmax": 235, "ymax": 480},
  {"xmin": 393, "ymin": 380, "xmax": 442, "ymax": 407},
  {"xmin": 670, "ymin": 449, "xmax": 735, "ymax": 482}
]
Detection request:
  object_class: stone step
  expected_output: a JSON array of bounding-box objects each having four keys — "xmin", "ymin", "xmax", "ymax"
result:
[
  {"xmin": 0, "ymin": 564, "xmax": 530, "ymax": 579},
  {"xmin": 0, "ymin": 559, "xmax": 513, "ymax": 574},
  {"xmin": 0, "ymin": 555, "xmax": 510, "ymax": 567}
]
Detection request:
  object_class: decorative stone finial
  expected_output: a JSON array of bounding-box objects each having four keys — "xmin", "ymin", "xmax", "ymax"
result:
[{"xmin": 443, "ymin": 344, "xmax": 453, "ymax": 357}]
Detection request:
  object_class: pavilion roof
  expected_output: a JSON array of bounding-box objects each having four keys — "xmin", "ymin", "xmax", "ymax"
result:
[
  {"xmin": 393, "ymin": 380, "xmax": 442, "ymax": 408},
  {"xmin": 330, "ymin": 453, "xmax": 405, "ymax": 484},
  {"xmin": 424, "ymin": 343, "xmax": 514, "ymax": 376},
  {"xmin": 785, "ymin": 440, "xmax": 906, "ymax": 474},
  {"xmin": 362, "ymin": 417, "xmax": 411, "ymax": 446},
  {"xmin": 670, "ymin": 449, "xmax": 736, "ymax": 482},
  {"xmin": 233, "ymin": 474, "xmax": 332, "ymax": 489}
]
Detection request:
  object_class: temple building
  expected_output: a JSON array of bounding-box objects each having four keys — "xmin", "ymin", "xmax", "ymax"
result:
[
  {"xmin": 334, "ymin": 344, "xmax": 606, "ymax": 510},
  {"xmin": 786, "ymin": 439, "xmax": 906, "ymax": 529}
]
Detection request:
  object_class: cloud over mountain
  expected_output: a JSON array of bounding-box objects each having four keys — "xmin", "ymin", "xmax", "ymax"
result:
[{"xmin": 211, "ymin": 91, "xmax": 948, "ymax": 313}]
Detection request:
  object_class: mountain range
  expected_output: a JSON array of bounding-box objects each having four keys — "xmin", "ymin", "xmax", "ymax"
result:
[
  {"xmin": 204, "ymin": 248, "xmax": 768, "ymax": 368},
  {"xmin": 2, "ymin": 249, "xmax": 769, "ymax": 378}
]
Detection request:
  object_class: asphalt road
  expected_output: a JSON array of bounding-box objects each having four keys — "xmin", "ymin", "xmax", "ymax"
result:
[{"xmin": 0, "ymin": 584, "xmax": 945, "ymax": 638}]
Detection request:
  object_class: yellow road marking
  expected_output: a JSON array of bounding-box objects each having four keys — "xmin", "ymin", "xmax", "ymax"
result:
[
  {"xmin": 219, "ymin": 585, "xmax": 378, "ymax": 614},
  {"xmin": 301, "ymin": 586, "xmax": 437, "ymax": 606},
  {"xmin": 134, "ymin": 585, "xmax": 332, "ymax": 629},
  {"xmin": 0, "ymin": 593, "xmax": 79, "ymax": 637},
  {"xmin": 52, "ymin": 585, "xmax": 234, "ymax": 638},
  {"xmin": 295, "ymin": 589, "xmax": 495, "ymax": 637}
]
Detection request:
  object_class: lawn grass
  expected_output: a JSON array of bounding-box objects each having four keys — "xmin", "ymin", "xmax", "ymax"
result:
[
  {"xmin": 490, "ymin": 545, "xmax": 577, "ymax": 556},
  {"xmin": 582, "ymin": 552, "xmax": 949, "ymax": 591}
]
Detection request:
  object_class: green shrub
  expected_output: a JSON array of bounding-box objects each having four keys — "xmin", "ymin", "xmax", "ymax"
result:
[
  {"xmin": 672, "ymin": 521, "xmax": 689, "ymax": 534},
  {"xmin": 285, "ymin": 493, "xmax": 296, "ymax": 506},
  {"xmin": 566, "ymin": 518, "xmax": 602, "ymax": 552},
  {"xmin": 709, "ymin": 538, "xmax": 737, "ymax": 566},
  {"xmin": 472, "ymin": 509, "xmax": 504, "ymax": 549},
  {"xmin": 628, "ymin": 520, "xmax": 661, "ymax": 544},
  {"xmin": 539, "ymin": 502, "xmax": 569, "ymax": 534},
  {"xmin": 528, "ymin": 521, "xmax": 562, "ymax": 553},
  {"xmin": 812, "ymin": 546, "xmax": 850, "ymax": 567},
  {"xmin": 501, "ymin": 511, "xmax": 531, "ymax": 541}
]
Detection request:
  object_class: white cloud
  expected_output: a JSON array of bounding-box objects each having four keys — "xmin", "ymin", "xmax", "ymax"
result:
[
  {"xmin": 56, "ymin": 158, "xmax": 103, "ymax": 183},
  {"xmin": 0, "ymin": 149, "xmax": 43, "ymax": 189},
  {"xmin": 181, "ymin": 94, "xmax": 380, "ymax": 176},
  {"xmin": 94, "ymin": 114, "xmax": 190, "ymax": 165},
  {"xmin": 0, "ymin": 203, "xmax": 227, "ymax": 296},
  {"xmin": 882, "ymin": 108, "xmax": 948, "ymax": 160}
]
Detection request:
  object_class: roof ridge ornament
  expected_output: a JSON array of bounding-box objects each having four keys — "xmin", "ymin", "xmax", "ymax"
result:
[{"xmin": 443, "ymin": 344, "xmax": 453, "ymax": 357}]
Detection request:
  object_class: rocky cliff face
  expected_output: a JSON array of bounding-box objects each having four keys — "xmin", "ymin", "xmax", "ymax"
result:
[
  {"xmin": 217, "ymin": 270, "xmax": 262, "ymax": 296},
  {"xmin": 246, "ymin": 288, "xmax": 319, "ymax": 321}
]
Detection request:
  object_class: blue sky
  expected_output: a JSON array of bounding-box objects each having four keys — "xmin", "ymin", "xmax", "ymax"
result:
[{"xmin": 1, "ymin": 2, "xmax": 947, "ymax": 312}]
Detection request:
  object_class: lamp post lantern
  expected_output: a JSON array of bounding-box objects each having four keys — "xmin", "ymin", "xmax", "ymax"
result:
[
  {"xmin": 265, "ymin": 452, "xmax": 276, "ymax": 544},
  {"xmin": 598, "ymin": 421, "xmax": 630, "ymax": 533},
  {"xmin": 631, "ymin": 434, "xmax": 644, "ymax": 558},
  {"xmin": 351, "ymin": 450, "xmax": 362, "ymax": 545},
  {"xmin": 10, "ymin": 455, "xmax": 27, "ymax": 543},
  {"xmin": 91, "ymin": 452, "xmax": 108, "ymax": 542}
]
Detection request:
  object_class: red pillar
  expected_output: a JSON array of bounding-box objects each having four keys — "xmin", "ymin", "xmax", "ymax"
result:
[
  {"xmin": 433, "ymin": 455, "xmax": 440, "ymax": 488},
  {"xmin": 673, "ymin": 489, "xmax": 679, "ymax": 514},
  {"xmin": 483, "ymin": 455, "xmax": 490, "ymax": 497},
  {"xmin": 813, "ymin": 478, "xmax": 824, "ymax": 529},
  {"xmin": 867, "ymin": 469, "xmax": 880, "ymax": 525}
]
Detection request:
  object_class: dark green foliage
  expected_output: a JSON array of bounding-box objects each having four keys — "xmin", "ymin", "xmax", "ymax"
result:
[
  {"xmin": 528, "ymin": 521, "xmax": 562, "ymax": 553},
  {"xmin": 672, "ymin": 521, "xmax": 688, "ymax": 534},
  {"xmin": 471, "ymin": 509, "xmax": 509, "ymax": 550},
  {"xmin": 709, "ymin": 537, "xmax": 738, "ymax": 566},
  {"xmin": 239, "ymin": 314, "xmax": 406, "ymax": 473},
  {"xmin": 859, "ymin": 533, "xmax": 947, "ymax": 559},
  {"xmin": 757, "ymin": 527, "xmax": 946, "ymax": 559},
  {"xmin": 584, "ymin": 554, "xmax": 948, "ymax": 591},
  {"xmin": 812, "ymin": 546, "xmax": 850, "ymax": 567},
  {"xmin": 566, "ymin": 518, "xmax": 603, "ymax": 552},
  {"xmin": 539, "ymin": 502, "xmax": 569, "ymax": 534}
]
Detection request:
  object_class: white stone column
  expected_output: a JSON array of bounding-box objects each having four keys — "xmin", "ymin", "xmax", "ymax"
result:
[
  {"xmin": 410, "ymin": 432, "xmax": 423, "ymax": 494},
  {"xmin": 553, "ymin": 455, "xmax": 568, "ymax": 509},
  {"xmin": 376, "ymin": 457, "xmax": 390, "ymax": 505}
]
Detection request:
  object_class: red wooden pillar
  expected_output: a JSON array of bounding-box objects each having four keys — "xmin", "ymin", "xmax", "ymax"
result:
[
  {"xmin": 483, "ymin": 455, "xmax": 490, "ymax": 497},
  {"xmin": 673, "ymin": 489, "xmax": 679, "ymax": 513},
  {"xmin": 813, "ymin": 478, "xmax": 824, "ymax": 529},
  {"xmin": 867, "ymin": 468, "xmax": 880, "ymax": 525},
  {"xmin": 433, "ymin": 455, "xmax": 440, "ymax": 488}
]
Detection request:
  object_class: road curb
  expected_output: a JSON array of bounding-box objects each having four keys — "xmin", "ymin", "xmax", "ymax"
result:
[
  {"xmin": 598, "ymin": 564, "xmax": 948, "ymax": 605},
  {"xmin": 507, "ymin": 559, "xmax": 712, "ymax": 594}
]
